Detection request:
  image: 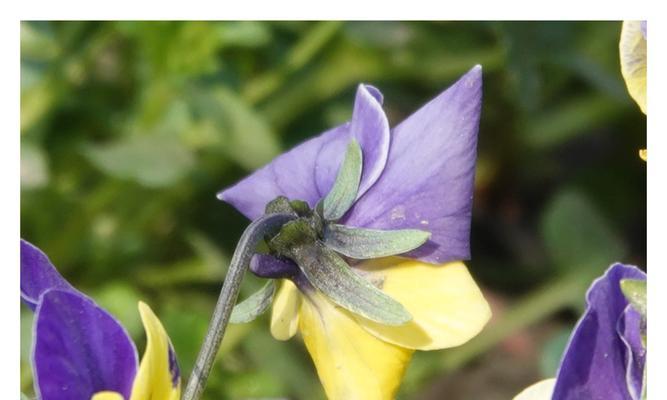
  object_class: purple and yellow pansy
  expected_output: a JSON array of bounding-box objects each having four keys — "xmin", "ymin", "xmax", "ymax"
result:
[
  {"xmin": 219, "ymin": 66, "xmax": 491, "ymax": 399},
  {"xmin": 21, "ymin": 239, "xmax": 181, "ymax": 400},
  {"xmin": 514, "ymin": 263, "xmax": 647, "ymax": 400}
]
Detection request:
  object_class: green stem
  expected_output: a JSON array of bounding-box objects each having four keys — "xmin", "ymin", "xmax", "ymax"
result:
[{"xmin": 182, "ymin": 213, "xmax": 295, "ymax": 400}]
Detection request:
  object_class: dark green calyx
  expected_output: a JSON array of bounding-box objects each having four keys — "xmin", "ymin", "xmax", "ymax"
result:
[
  {"xmin": 260, "ymin": 138, "xmax": 428, "ymax": 325},
  {"xmin": 262, "ymin": 196, "xmax": 415, "ymax": 325},
  {"xmin": 265, "ymin": 196, "xmax": 311, "ymax": 217},
  {"xmin": 266, "ymin": 196, "xmax": 324, "ymax": 241},
  {"xmin": 269, "ymin": 218, "xmax": 320, "ymax": 254}
]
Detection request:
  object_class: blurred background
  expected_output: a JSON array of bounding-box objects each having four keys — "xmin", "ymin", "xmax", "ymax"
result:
[{"xmin": 20, "ymin": 21, "xmax": 646, "ymax": 399}]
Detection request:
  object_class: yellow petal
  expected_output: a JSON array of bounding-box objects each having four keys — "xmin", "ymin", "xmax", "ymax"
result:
[
  {"xmin": 91, "ymin": 392, "xmax": 124, "ymax": 400},
  {"xmin": 270, "ymin": 279, "xmax": 301, "ymax": 340},
  {"xmin": 639, "ymin": 148, "xmax": 647, "ymax": 161},
  {"xmin": 299, "ymin": 291, "xmax": 413, "ymax": 400},
  {"xmin": 130, "ymin": 302, "xmax": 181, "ymax": 400},
  {"xmin": 620, "ymin": 21, "xmax": 647, "ymax": 113},
  {"xmin": 354, "ymin": 258, "xmax": 491, "ymax": 350},
  {"xmin": 512, "ymin": 378, "xmax": 556, "ymax": 400}
]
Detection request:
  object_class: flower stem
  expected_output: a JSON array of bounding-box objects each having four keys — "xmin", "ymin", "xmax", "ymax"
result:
[{"xmin": 182, "ymin": 213, "xmax": 295, "ymax": 400}]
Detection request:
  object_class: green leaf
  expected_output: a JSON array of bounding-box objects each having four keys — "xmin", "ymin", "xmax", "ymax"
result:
[
  {"xmin": 523, "ymin": 95, "xmax": 619, "ymax": 149},
  {"xmin": 20, "ymin": 143, "xmax": 49, "ymax": 189},
  {"xmin": 218, "ymin": 21, "xmax": 271, "ymax": 48},
  {"xmin": 20, "ymin": 68, "xmax": 56, "ymax": 131},
  {"xmin": 324, "ymin": 223, "xmax": 431, "ymax": 259},
  {"xmin": 230, "ymin": 280, "xmax": 276, "ymax": 323},
  {"xmin": 240, "ymin": 330, "xmax": 322, "ymax": 399},
  {"xmin": 94, "ymin": 283, "xmax": 143, "ymax": 338},
  {"xmin": 226, "ymin": 369, "xmax": 285, "ymax": 398},
  {"xmin": 542, "ymin": 190, "xmax": 626, "ymax": 272},
  {"xmin": 322, "ymin": 139, "xmax": 362, "ymax": 221},
  {"xmin": 21, "ymin": 22, "xmax": 59, "ymax": 61},
  {"xmin": 83, "ymin": 134, "xmax": 195, "ymax": 188},
  {"xmin": 287, "ymin": 240, "xmax": 411, "ymax": 325},
  {"xmin": 20, "ymin": 310, "xmax": 34, "ymax": 391},
  {"xmin": 189, "ymin": 88, "xmax": 281, "ymax": 170},
  {"xmin": 620, "ymin": 279, "xmax": 647, "ymax": 318},
  {"xmin": 242, "ymin": 21, "xmax": 342, "ymax": 104}
]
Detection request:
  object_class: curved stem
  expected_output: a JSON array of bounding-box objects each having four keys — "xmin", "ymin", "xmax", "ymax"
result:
[{"xmin": 182, "ymin": 213, "xmax": 295, "ymax": 400}]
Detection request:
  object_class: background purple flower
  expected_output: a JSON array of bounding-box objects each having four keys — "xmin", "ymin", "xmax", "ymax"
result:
[
  {"xmin": 552, "ymin": 263, "xmax": 646, "ymax": 400},
  {"xmin": 21, "ymin": 239, "xmax": 181, "ymax": 400},
  {"xmin": 33, "ymin": 290, "xmax": 139, "ymax": 400},
  {"xmin": 22, "ymin": 239, "xmax": 138, "ymax": 400}
]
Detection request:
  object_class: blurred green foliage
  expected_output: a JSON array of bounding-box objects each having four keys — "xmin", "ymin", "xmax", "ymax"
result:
[{"xmin": 20, "ymin": 21, "xmax": 646, "ymax": 399}]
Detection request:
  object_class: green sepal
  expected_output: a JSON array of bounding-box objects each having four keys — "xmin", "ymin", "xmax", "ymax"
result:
[
  {"xmin": 265, "ymin": 196, "xmax": 311, "ymax": 218},
  {"xmin": 641, "ymin": 366, "xmax": 647, "ymax": 400},
  {"xmin": 269, "ymin": 218, "xmax": 319, "ymax": 255},
  {"xmin": 230, "ymin": 280, "xmax": 276, "ymax": 324},
  {"xmin": 620, "ymin": 279, "xmax": 647, "ymax": 318},
  {"xmin": 620, "ymin": 278, "xmax": 647, "ymax": 347},
  {"xmin": 315, "ymin": 199, "xmax": 324, "ymax": 218},
  {"xmin": 287, "ymin": 240, "xmax": 412, "ymax": 325},
  {"xmin": 324, "ymin": 223, "xmax": 431, "ymax": 259},
  {"xmin": 289, "ymin": 199, "xmax": 312, "ymax": 216},
  {"xmin": 265, "ymin": 196, "xmax": 296, "ymax": 215},
  {"xmin": 322, "ymin": 139, "xmax": 362, "ymax": 221}
]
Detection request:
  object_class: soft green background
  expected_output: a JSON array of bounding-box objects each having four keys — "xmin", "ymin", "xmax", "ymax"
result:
[{"xmin": 20, "ymin": 21, "xmax": 646, "ymax": 399}]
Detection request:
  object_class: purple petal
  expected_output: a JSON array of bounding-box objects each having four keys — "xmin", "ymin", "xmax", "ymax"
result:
[
  {"xmin": 249, "ymin": 254, "xmax": 300, "ymax": 279},
  {"xmin": 341, "ymin": 66, "xmax": 483, "ymax": 263},
  {"xmin": 218, "ymin": 85, "xmax": 390, "ymax": 220},
  {"xmin": 353, "ymin": 84, "xmax": 390, "ymax": 197},
  {"xmin": 640, "ymin": 21, "xmax": 647, "ymax": 39},
  {"xmin": 618, "ymin": 305, "xmax": 645, "ymax": 399},
  {"xmin": 219, "ymin": 124, "xmax": 345, "ymax": 219},
  {"xmin": 552, "ymin": 263, "xmax": 646, "ymax": 400},
  {"xmin": 33, "ymin": 289, "xmax": 138, "ymax": 400},
  {"xmin": 21, "ymin": 239, "xmax": 75, "ymax": 310},
  {"xmin": 168, "ymin": 342, "xmax": 181, "ymax": 388}
]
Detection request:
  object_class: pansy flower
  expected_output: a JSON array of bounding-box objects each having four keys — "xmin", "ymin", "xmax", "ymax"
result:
[
  {"xmin": 620, "ymin": 21, "xmax": 647, "ymax": 114},
  {"xmin": 219, "ymin": 66, "xmax": 491, "ymax": 399},
  {"xmin": 21, "ymin": 239, "xmax": 181, "ymax": 400},
  {"xmin": 513, "ymin": 263, "xmax": 647, "ymax": 400},
  {"xmin": 619, "ymin": 20, "xmax": 647, "ymax": 160}
]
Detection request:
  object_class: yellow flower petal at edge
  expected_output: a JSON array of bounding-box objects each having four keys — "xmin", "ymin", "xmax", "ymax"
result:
[
  {"xmin": 512, "ymin": 378, "xmax": 556, "ymax": 400},
  {"xmin": 620, "ymin": 21, "xmax": 647, "ymax": 114},
  {"xmin": 130, "ymin": 302, "xmax": 181, "ymax": 400},
  {"xmin": 354, "ymin": 259, "xmax": 492, "ymax": 350},
  {"xmin": 299, "ymin": 290, "xmax": 413, "ymax": 400},
  {"xmin": 91, "ymin": 392, "xmax": 125, "ymax": 400},
  {"xmin": 271, "ymin": 279, "xmax": 301, "ymax": 340}
]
